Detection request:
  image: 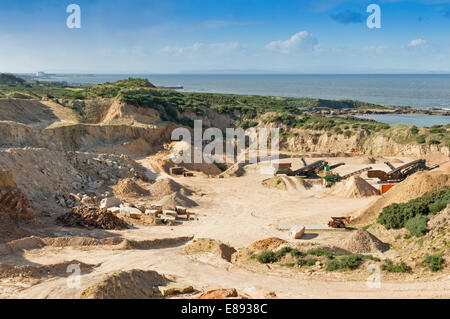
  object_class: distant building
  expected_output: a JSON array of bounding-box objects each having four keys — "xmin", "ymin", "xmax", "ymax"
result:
[{"xmin": 35, "ymin": 72, "xmax": 46, "ymax": 77}]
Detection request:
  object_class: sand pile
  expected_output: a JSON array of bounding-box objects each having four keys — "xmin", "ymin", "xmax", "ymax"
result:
[
  {"xmin": 114, "ymin": 178, "xmax": 149, "ymax": 196},
  {"xmin": 148, "ymin": 178, "xmax": 192, "ymax": 201},
  {"xmin": 353, "ymin": 171, "xmax": 450, "ymax": 224},
  {"xmin": 184, "ymin": 238, "xmax": 237, "ymax": 262},
  {"xmin": 329, "ymin": 176, "xmax": 379, "ymax": 198},
  {"xmin": 390, "ymin": 158, "xmax": 404, "ymax": 164},
  {"xmin": 81, "ymin": 269, "xmax": 170, "ymax": 299},
  {"xmin": 344, "ymin": 229, "xmax": 389, "ymax": 253},
  {"xmin": 155, "ymin": 192, "xmax": 197, "ymax": 210},
  {"xmin": 57, "ymin": 206, "xmax": 129, "ymax": 230},
  {"xmin": 250, "ymin": 237, "xmax": 287, "ymax": 251}
]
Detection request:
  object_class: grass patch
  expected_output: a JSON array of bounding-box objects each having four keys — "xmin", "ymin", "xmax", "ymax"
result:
[{"xmin": 423, "ymin": 254, "xmax": 445, "ymax": 272}]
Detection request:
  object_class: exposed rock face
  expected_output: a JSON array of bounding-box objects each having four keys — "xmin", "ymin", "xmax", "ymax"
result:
[{"xmin": 0, "ymin": 171, "xmax": 34, "ymax": 223}]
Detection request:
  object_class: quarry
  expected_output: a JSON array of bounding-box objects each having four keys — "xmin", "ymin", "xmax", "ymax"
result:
[{"xmin": 0, "ymin": 78, "xmax": 449, "ymax": 299}]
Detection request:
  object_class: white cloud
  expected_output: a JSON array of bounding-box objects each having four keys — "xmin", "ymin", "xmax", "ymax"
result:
[
  {"xmin": 408, "ymin": 38, "xmax": 427, "ymax": 47},
  {"xmin": 265, "ymin": 31, "xmax": 318, "ymax": 54}
]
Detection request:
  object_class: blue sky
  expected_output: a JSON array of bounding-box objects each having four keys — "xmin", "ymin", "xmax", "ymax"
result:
[{"xmin": 1, "ymin": 0, "xmax": 450, "ymax": 73}]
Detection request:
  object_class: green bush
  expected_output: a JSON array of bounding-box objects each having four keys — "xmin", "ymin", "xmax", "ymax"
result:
[
  {"xmin": 423, "ymin": 254, "xmax": 445, "ymax": 272},
  {"xmin": 429, "ymin": 139, "xmax": 441, "ymax": 145},
  {"xmin": 378, "ymin": 188, "xmax": 450, "ymax": 230},
  {"xmin": 306, "ymin": 248, "xmax": 335, "ymax": 259},
  {"xmin": 405, "ymin": 215, "xmax": 428, "ymax": 237},
  {"xmin": 416, "ymin": 135, "xmax": 426, "ymax": 144},
  {"xmin": 324, "ymin": 254, "xmax": 377, "ymax": 271},
  {"xmin": 428, "ymin": 200, "xmax": 448, "ymax": 214},
  {"xmin": 383, "ymin": 260, "xmax": 411, "ymax": 273},
  {"xmin": 339, "ymin": 254, "xmax": 364, "ymax": 270},
  {"xmin": 325, "ymin": 259, "xmax": 341, "ymax": 271},
  {"xmin": 256, "ymin": 251, "xmax": 278, "ymax": 264},
  {"xmin": 410, "ymin": 126, "xmax": 419, "ymax": 134},
  {"xmin": 305, "ymin": 258, "xmax": 318, "ymax": 266}
]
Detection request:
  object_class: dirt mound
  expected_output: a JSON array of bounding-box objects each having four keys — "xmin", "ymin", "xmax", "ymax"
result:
[
  {"xmin": 0, "ymin": 99, "xmax": 59, "ymax": 128},
  {"xmin": 353, "ymin": 171, "xmax": 450, "ymax": 224},
  {"xmin": 0, "ymin": 260, "xmax": 97, "ymax": 279},
  {"xmin": 114, "ymin": 178, "xmax": 149, "ymax": 196},
  {"xmin": 250, "ymin": 237, "xmax": 287, "ymax": 251},
  {"xmin": 184, "ymin": 238, "xmax": 237, "ymax": 262},
  {"xmin": 81, "ymin": 269, "xmax": 170, "ymax": 299},
  {"xmin": 101, "ymin": 98, "xmax": 161, "ymax": 126},
  {"xmin": 156, "ymin": 192, "xmax": 197, "ymax": 210},
  {"xmin": 344, "ymin": 229, "xmax": 389, "ymax": 253},
  {"xmin": 43, "ymin": 236, "xmax": 124, "ymax": 247},
  {"xmin": 390, "ymin": 158, "xmax": 404, "ymax": 164},
  {"xmin": 148, "ymin": 178, "xmax": 192, "ymax": 201},
  {"xmin": 0, "ymin": 171, "xmax": 34, "ymax": 223},
  {"xmin": 57, "ymin": 206, "xmax": 129, "ymax": 230},
  {"xmin": 329, "ymin": 176, "xmax": 379, "ymax": 198},
  {"xmin": 262, "ymin": 177, "xmax": 286, "ymax": 191}
]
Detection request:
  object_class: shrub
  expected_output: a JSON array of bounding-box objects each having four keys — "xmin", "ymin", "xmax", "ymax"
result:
[
  {"xmin": 297, "ymin": 258, "xmax": 307, "ymax": 266},
  {"xmin": 405, "ymin": 215, "xmax": 428, "ymax": 237},
  {"xmin": 383, "ymin": 260, "xmax": 411, "ymax": 273},
  {"xmin": 429, "ymin": 139, "xmax": 441, "ymax": 145},
  {"xmin": 305, "ymin": 258, "xmax": 318, "ymax": 266},
  {"xmin": 428, "ymin": 200, "xmax": 448, "ymax": 214},
  {"xmin": 256, "ymin": 251, "xmax": 278, "ymax": 264},
  {"xmin": 378, "ymin": 188, "xmax": 450, "ymax": 230},
  {"xmin": 423, "ymin": 254, "xmax": 445, "ymax": 272},
  {"xmin": 410, "ymin": 126, "xmax": 419, "ymax": 134},
  {"xmin": 306, "ymin": 248, "xmax": 335, "ymax": 259},
  {"xmin": 416, "ymin": 135, "xmax": 426, "ymax": 144},
  {"xmin": 339, "ymin": 254, "xmax": 364, "ymax": 270},
  {"xmin": 325, "ymin": 259, "xmax": 341, "ymax": 271}
]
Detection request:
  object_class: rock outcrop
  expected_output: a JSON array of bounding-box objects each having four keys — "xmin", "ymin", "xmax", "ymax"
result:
[{"xmin": 0, "ymin": 171, "xmax": 34, "ymax": 223}]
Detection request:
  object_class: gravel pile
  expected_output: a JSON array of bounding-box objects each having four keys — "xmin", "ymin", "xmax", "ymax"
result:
[
  {"xmin": 57, "ymin": 206, "xmax": 129, "ymax": 230},
  {"xmin": 344, "ymin": 229, "xmax": 389, "ymax": 253}
]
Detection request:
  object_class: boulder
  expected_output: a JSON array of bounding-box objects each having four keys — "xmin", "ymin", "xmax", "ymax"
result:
[
  {"xmin": 145, "ymin": 209, "xmax": 160, "ymax": 217},
  {"xmin": 100, "ymin": 197, "xmax": 121, "ymax": 209},
  {"xmin": 289, "ymin": 226, "xmax": 305, "ymax": 239},
  {"xmin": 119, "ymin": 206, "xmax": 143, "ymax": 219}
]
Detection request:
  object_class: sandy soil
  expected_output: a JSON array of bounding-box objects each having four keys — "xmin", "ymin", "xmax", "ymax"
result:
[{"xmin": 1, "ymin": 156, "xmax": 449, "ymax": 299}]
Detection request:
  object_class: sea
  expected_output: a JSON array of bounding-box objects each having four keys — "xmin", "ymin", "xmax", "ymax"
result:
[{"xmin": 42, "ymin": 74, "xmax": 450, "ymax": 127}]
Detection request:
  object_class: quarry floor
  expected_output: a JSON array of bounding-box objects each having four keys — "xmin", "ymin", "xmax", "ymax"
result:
[{"xmin": 1, "ymin": 156, "xmax": 449, "ymax": 299}]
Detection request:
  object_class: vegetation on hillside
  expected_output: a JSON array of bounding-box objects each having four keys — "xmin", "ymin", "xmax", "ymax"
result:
[
  {"xmin": 253, "ymin": 246, "xmax": 415, "ymax": 273},
  {"xmin": 377, "ymin": 188, "xmax": 450, "ymax": 237},
  {"xmin": 0, "ymin": 76, "xmax": 448, "ymax": 146}
]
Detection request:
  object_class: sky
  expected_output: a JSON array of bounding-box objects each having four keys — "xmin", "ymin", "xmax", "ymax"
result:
[{"xmin": 1, "ymin": 0, "xmax": 450, "ymax": 74}]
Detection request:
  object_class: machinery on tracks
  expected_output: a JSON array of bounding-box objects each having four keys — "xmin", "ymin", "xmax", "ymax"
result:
[
  {"xmin": 275, "ymin": 158, "xmax": 345, "ymax": 178},
  {"xmin": 367, "ymin": 159, "xmax": 438, "ymax": 183}
]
